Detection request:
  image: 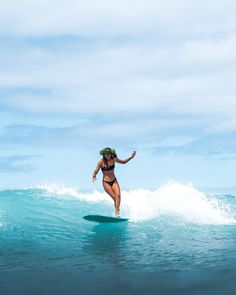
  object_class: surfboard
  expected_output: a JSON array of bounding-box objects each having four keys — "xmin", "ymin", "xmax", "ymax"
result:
[{"xmin": 83, "ymin": 214, "xmax": 129, "ymax": 223}]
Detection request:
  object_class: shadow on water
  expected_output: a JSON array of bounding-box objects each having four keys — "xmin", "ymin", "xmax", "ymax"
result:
[{"xmin": 82, "ymin": 222, "xmax": 128, "ymax": 268}]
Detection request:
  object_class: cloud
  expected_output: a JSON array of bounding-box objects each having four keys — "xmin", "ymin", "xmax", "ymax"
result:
[
  {"xmin": 1, "ymin": 0, "xmax": 236, "ymax": 119},
  {"xmin": 0, "ymin": 1, "xmax": 236, "ymax": 189},
  {"xmin": 0, "ymin": 120, "xmax": 235, "ymax": 180},
  {"xmin": 1, "ymin": 34, "xmax": 236, "ymax": 117},
  {"xmin": 0, "ymin": 0, "xmax": 235, "ymax": 160},
  {"xmin": 0, "ymin": 124, "xmax": 80, "ymax": 148},
  {"xmin": 150, "ymin": 131, "xmax": 236, "ymax": 159},
  {"xmin": 0, "ymin": 110, "xmax": 224, "ymax": 159},
  {"xmin": 0, "ymin": 0, "xmax": 236, "ymax": 37},
  {"xmin": 0, "ymin": 113, "xmax": 204, "ymax": 149},
  {"xmin": 181, "ymin": 35, "xmax": 236, "ymax": 67},
  {"xmin": 139, "ymin": 135, "xmax": 199, "ymax": 149},
  {"xmin": 207, "ymin": 117, "xmax": 236, "ymax": 133},
  {"xmin": 0, "ymin": 155, "xmax": 36, "ymax": 173}
]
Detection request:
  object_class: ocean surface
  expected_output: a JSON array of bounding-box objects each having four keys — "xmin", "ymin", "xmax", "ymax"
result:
[{"xmin": 1, "ymin": 182, "xmax": 236, "ymax": 295}]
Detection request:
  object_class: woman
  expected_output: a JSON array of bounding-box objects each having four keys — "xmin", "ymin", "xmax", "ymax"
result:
[{"xmin": 92, "ymin": 147, "xmax": 136, "ymax": 217}]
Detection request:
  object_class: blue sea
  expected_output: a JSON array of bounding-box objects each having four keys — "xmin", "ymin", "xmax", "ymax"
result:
[{"xmin": 1, "ymin": 182, "xmax": 236, "ymax": 295}]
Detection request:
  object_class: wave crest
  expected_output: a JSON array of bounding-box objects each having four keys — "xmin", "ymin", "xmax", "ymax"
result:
[{"xmin": 36, "ymin": 182, "xmax": 236, "ymax": 225}]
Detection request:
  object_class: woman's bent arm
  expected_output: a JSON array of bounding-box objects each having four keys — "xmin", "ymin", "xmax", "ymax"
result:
[{"xmin": 115, "ymin": 151, "xmax": 136, "ymax": 164}]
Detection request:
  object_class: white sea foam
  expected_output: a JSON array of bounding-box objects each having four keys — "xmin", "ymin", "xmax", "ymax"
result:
[
  {"xmin": 122, "ymin": 182, "xmax": 235, "ymax": 224},
  {"xmin": 36, "ymin": 182, "xmax": 236, "ymax": 225},
  {"xmin": 36, "ymin": 182, "xmax": 109, "ymax": 202}
]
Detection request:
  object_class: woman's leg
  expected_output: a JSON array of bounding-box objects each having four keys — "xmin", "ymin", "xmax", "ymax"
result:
[
  {"xmin": 103, "ymin": 182, "xmax": 116, "ymax": 207},
  {"xmin": 112, "ymin": 181, "xmax": 121, "ymax": 216}
]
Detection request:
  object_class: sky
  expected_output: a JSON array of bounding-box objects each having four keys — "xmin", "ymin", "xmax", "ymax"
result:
[{"xmin": 0, "ymin": 0, "xmax": 236, "ymax": 191}]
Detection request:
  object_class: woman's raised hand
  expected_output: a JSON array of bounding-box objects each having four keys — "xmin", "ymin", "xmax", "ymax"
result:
[{"xmin": 131, "ymin": 151, "xmax": 136, "ymax": 158}]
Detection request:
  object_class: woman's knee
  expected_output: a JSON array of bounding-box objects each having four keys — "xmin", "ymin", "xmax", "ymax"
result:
[
  {"xmin": 115, "ymin": 193, "xmax": 120, "ymax": 200},
  {"xmin": 103, "ymin": 185, "xmax": 115, "ymax": 199}
]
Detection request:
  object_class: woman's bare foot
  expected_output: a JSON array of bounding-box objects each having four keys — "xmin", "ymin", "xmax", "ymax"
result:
[{"xmin": 115, "ymin": 210, "xmax": 120, "ymax": 217}]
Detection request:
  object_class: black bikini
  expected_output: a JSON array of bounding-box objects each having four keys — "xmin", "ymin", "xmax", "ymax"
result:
[
  {"xmin": 103, "ymin": 178, "xmax": 117, "ymax": 186},
  {"xmin": 101, "ymin": 163, "xmax": 117, "ymax": 186},
  {"xmin": 101, "ymin": 163, "xmax": 115, "ymax": 172}
]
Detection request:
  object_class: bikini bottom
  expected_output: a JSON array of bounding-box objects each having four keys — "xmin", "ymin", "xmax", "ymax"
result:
[{"xmin": 103, "ymin": 178, "xmax": 117, "ymax": 187}]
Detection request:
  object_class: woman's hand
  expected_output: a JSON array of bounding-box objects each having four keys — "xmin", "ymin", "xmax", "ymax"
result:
[
  {"xmin": 92, "ymin": 173, "xmax": 97, "ymax": 182},
  {"xmin": 131, "ymin": 151, "xmax": 136, "ymax": 158}
]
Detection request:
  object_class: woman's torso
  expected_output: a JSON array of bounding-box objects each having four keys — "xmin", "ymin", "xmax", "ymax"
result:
[{"xmin": 101, "ymin": 160, "xmax": 116, "ymax": 181}]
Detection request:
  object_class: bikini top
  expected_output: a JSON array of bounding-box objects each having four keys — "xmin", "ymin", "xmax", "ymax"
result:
[{"xmin": 101, "ymin": 163, "xmax": 115, "ymax": 172}]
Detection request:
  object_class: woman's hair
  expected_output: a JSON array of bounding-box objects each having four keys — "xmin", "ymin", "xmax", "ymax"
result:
[{"xmin": 100, "ymin": 147, "xmax": 117, "ymax": 166}]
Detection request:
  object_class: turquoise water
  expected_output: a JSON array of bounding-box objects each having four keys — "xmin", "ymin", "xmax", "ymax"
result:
[{"xmin": 1, "ymin": 182, "xmax": 236, "ymax": 295}]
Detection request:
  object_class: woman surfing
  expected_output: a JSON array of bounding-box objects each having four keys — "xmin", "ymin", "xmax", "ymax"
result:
[{"xmin": 92, "ymin": 147, "xmax": 136, "ymax": 217}]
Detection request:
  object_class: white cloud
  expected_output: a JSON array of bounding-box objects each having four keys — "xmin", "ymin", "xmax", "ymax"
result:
[
  {"xmin": 0, "ymin": 0, "xmax": 236, "ymax": 37},
  {"xmin": 207, "ymin": 117, "xmax": 236, "ymax": 133},
  {"xmin": 1, "ymin": 1, "xmax": 236, "ymax": 188},
  {"xmin": 181, "ymin": 35, "xmax": 236, "ymax": 66},
  {"xmin": 0, "ymin": 33, "xmax": 236, "ymax": 116},
  {"xmin": 0, "ymin": 155, "xmax": 36, "ymax": 173},
  {"xmin": 137, "ymin": 135, "xmax": 198, "ymax": 150},
  {"xmin": 0, "ymin": 0, "xmax": 236, "ymax": 121},
  {"xmin": 1, "ymin": 69, "xmax": 236, "ymax": 117},
  {"xmin": 0, "ymin": 115, "xmax": 204, "ymax": 150}
]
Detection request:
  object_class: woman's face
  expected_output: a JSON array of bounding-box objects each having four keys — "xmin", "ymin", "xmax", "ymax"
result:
[{"xmin": 104, "ymin": 153, "xmax": 111, "ymax": 160}]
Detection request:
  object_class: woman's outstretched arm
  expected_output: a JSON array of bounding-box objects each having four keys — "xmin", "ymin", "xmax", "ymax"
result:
[{"xmin": 115, "ymin": 151, "xmax": 136, "ymax": 164}]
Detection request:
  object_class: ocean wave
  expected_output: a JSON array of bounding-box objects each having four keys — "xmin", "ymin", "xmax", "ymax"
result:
[{"xmin": 36, "ymin": 182, "xmax": 236, "ymax": 225}]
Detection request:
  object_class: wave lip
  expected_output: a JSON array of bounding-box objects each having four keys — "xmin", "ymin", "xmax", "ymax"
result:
[
  {"xmin": 35, "ymin": 182, "xmax": 236, "ymax": 225},
  {"xmin": 36, "ymin": 182, "xmax": 109, "ymax": 202},
  {"xmin": 122, "ymin": 182, "xmax": 236, "ymax": 225}
]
